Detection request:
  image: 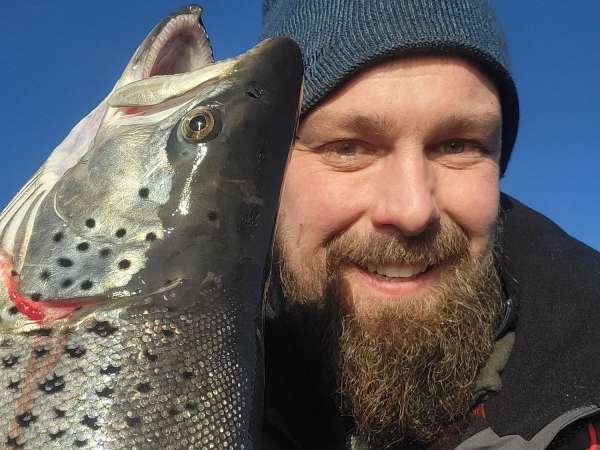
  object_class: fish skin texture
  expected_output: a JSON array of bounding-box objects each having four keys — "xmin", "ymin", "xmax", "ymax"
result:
[{"xmin": 0, "ymin": 5, "xmax": 302, "ymax": 449}]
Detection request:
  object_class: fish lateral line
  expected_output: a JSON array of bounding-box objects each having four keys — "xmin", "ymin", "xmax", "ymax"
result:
[{"xmin": 0, "ymin": 252, "xmax": 102, "ymax": 324}]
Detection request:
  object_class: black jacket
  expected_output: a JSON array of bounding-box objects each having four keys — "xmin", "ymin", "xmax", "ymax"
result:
[{"xmin": 262, "ymin": 194, "xmax": 600, "ymax": 449}]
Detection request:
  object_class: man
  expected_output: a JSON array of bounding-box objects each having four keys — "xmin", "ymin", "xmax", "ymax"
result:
[{"xmin": 260, "ymin": 1, "xmax": 600, "ymax": 449}]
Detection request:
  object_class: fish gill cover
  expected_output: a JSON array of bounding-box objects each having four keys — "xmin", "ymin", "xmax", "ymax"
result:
[{"xmin": 0, "ymin": 4, "xmax": 302, "ymax": 449}]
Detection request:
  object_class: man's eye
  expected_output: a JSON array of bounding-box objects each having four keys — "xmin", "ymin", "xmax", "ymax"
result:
[
  {"xmin": 440, "ymin": 140, "xmax": 465, "ymax": 154},
  {"xmin": 315, "ymin": 140, "xmax": 375, "ymax": 170},
  {"xmin": 331, "ymin": 141, "xmax": 360, "ymax": 157},
  {"xmin": 435, "ymin": 140, "xmax": 488, "ymax": 155}
]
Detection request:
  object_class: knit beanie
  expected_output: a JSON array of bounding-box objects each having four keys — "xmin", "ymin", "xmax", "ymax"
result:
[{"xmin": 262, "ymin": 0, "xmax": 519, "ymax": 175}]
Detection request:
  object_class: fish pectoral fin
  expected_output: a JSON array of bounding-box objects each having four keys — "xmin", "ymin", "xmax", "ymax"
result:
[{"xmin": 108, "ymin": 59, "xmax": 237, "ymax": 108}]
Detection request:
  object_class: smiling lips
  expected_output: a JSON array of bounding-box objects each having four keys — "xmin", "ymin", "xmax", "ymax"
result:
[
  {"xmin": 365, "ymin": 262, "xmax": 430, "ymax": 280},
  {"xmin": 345, "ymin": 261, "xmax": 440, "ymax": 299}
]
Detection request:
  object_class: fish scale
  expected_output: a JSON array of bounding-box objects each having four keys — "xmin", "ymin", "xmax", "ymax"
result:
[
  {"xmin": 0, "ymin": 283, "xmax": 253, "ymax": 448},
  {"xmin": 0, "ymin": 5, "xmax": 303, "ymax": 449}
]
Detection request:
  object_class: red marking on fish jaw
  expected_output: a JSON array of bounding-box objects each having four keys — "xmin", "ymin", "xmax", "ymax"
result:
[
  {"xmin": 121, "ymin": 107, "xmax": 142, "ymax": 115},
  {"xmin": 0, "ymin": 252, "xmax": 90, "ymax": 324}
]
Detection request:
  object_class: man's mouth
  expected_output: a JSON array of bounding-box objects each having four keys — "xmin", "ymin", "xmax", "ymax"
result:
[
  {"xmin": 364, "ymin": 262, "xmax": 430, "ymax": 280},
  {"xmin": 343, "ymin": 261, "xmax": 441, "ymax": 300}
]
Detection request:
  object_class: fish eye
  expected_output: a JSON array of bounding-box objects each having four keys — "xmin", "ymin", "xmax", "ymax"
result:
[{"xmin": 181, "ymin": 109, "xmax": 215, "ymax": 142}]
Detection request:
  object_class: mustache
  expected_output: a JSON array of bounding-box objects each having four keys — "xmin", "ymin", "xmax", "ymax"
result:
[{"xmin": 324, "ymin": 221, "xmax": 471, "ymax": 271}]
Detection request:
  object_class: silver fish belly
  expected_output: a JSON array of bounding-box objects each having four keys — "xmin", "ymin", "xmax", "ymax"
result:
[{"xmin": 0, "ymin": 5, "xmax": 302, "ymax": 449}]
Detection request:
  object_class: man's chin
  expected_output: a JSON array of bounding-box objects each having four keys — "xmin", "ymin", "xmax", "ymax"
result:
[{"xmin": 337, "ymin": 252, "xmax": 501, "ymax": 447}]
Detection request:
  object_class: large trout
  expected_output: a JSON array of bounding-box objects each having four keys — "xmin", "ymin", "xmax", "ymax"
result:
[{"xmin": 0, "ymin": 5, "xmax": 302, "ymax": 449}]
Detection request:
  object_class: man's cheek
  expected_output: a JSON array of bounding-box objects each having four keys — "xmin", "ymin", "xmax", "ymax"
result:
[{"xmin": 437, "ymin": 173, "xmax": 499, "ymax": 249}]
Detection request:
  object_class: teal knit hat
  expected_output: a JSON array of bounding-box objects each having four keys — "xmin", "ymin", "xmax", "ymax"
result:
[{"xmin": 262, "ymin": 0, "xmax": 519, "ymax": 175}]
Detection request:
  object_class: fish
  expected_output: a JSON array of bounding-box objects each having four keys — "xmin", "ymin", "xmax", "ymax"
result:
[{"xmin": 0, "ymin": 4, "xmax": 303, "ymax": 449}]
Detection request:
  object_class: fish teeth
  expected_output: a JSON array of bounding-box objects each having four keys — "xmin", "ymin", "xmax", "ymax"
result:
[{"xmin": 366, "ymin": 263, "xmax": 428, "ymax": 279}]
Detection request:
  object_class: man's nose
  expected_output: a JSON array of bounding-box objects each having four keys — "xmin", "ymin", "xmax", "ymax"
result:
[{"xmin": 369, "ymin": 150, "xmax": 439, "ymax": 237}]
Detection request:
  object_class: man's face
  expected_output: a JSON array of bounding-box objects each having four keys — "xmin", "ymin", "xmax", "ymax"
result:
[
  {"xmin": 277, "ymin": 55, "xmax": 502, "ymax": 315},
  {"xmin": 274, "ymin": 55, "xmax": 503, "ymax": 445}
]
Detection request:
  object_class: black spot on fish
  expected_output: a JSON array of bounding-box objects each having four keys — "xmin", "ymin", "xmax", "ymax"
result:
[
  {"xmin": 74, "ymin": 438, "xmax": 88, "ymax": 448},
  {"xmin": 81, "ymin": 415, "xmax": 100, "ymax": 430},
  {"xmin": 100, "ymin": 364, "xmax": 121, "ymax": 375},
  {"xmin": 39, "ymin": 374, "xmax": 65, "ymax": 394},
  {"xmin": 138, "ymin": 187, "xmax": 150, "ymax": 199},
  {"xmin": 61, "ymin": 278, "xmax": 73, "ymax": 289},
  {"xmin": 10, "ymin": 270, "xmax": 18, "ymax": 277},
  {"xmin": 40, "ymin": 270, "xmax": 51, "ymax": 280},
  {"xmin": 76, "ymin": 242, "xmax": 89, "ymax": 252},
  {"xmin": 53, "ymin": 408, "xmax": 66, "ymax": 418},
  {"xmin": 53, "ymin": 232, "xmax": 64, "ymax": 242},
  {"xmin": 135, "ymin": 382, "xmax": 152, "ymax": 393},
  {"xmin": 246, "ymin": 86, "xmax": 265, "ymax": 99},
  {"xmin": 181, "ymin": 369, "xmax": 194, "ymax": 379},
  {"xmin": 115, "ymin": 228, "xmax": 126, "ymax": 238},
  {"xmin": 2, "ymin": 355, "xmax": 18, "ymax": 368},
  {"xmin": 125, "ymin": 415, "xmax": 141, "ymax": 427},
  {"xmin": 145, "ymin": 232, "xmax": 157, "ymax": 241},
  {"xmin": 80, "ymin": 280, "xmax": 93, "ymax": 290},
  {"xmin": 34, "ymin": 347, "xmax": 48, "ymax": 358},
  {"xmin": 88, "ymin": 321, "xmax": 118, "ymax": 337},
  {"xmin": 57, "ymin": 257, "xmax": 73, "ymax": 267},
  {"xmin": 65, "ymin": 346, "xmax": 86, "ymax": 358},
  {"xmin": 85, "ymin": 218, "xmax": 95, "ymax": 228},
  {"xmin": 207, "ymin": 210, "xmax": 218, "ymax": 221},
  {"xmin": 99, "ymin": 248, "xmax": 112, "ymax": 258},
  {"xmin": 96, "ymin": 386, "xmax": 114, "ymax": 398},
  {"xmin": 49, "ymin": 430, "xmax": 66, "ymax": 440},
  {"xmin": 118, "ymin": 259, "xmax": 131, "ymax": 270},
  {"xmin": 30, "ymin": 293, "xmax": 41, "ymax": 301},
  {"xmin": 143, "ymin": 350, "xmax": 158, "ymax": 362},
  {"xmin": 7, "ymin": 379, "xmax": 20, "ymax": 391},
  {"xmin": 185, "ymin": 402, "xmax": 197, "ymax": 411},
  {"xmin": 161, "ymin": 329, "xmax": 174, "ymax": 337},
  {"xmin": 5, "ymin": 436, "xmax": 22, "ymax": 448},
  {"xmin": 16, "ymin": 411, "xmax": 36, "ymax": 427},
  {"xmin": 8, "ymin": 306, "xmax": 18, "ymax": 316}
]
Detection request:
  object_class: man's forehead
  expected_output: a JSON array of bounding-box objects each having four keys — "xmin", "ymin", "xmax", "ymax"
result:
[{"xmin": 300, "ymin": 56, "xmax": 502, "ymax": 137}]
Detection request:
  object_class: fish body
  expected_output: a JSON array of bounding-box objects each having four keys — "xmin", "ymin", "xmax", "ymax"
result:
[{"xmin": 0, "ymin": 5, "xmax": 302, "ymax": 449}]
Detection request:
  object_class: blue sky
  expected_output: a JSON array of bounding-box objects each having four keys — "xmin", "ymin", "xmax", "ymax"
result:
[{"xmin": 0, "ymin": 1, "xmax": 598, "ymax": 250}]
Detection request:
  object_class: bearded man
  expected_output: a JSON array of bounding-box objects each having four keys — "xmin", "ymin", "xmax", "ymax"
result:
[{"xmin": 259, "ymin": 1, "xmax": 600, "ymax": 449}]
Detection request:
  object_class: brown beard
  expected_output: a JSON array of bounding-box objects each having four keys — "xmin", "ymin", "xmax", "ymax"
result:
[{"xmin": 274, "ymin": 220, "xmax": 502, "ymax": 448}]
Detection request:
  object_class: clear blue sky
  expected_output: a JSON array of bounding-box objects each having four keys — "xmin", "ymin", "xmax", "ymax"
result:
[{"xmin": 1, "ymin": 1, "xmax": 598, "ymax": 250}]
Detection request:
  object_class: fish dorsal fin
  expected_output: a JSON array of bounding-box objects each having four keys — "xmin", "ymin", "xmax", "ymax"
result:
[{"xmin": 108, "ymin": 59, "xmax": 236, "ymax": 108}]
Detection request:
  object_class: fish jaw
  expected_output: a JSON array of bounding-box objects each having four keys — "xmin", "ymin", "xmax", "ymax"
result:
[{"xmin": 117, "ymin": 4, "xmax": 214, "ymax": 88}]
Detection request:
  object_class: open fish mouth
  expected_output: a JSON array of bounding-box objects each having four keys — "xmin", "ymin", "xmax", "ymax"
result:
[{"xmin": 120, "ymin": 4, "xmax": 214, "ymax": 85}]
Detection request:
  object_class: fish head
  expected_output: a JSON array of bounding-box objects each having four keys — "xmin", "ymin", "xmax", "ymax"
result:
[
  {"xmin": 1, "ymin": 35, "xmax": 302, "ymax": 311},
  {"xmin": 103, "ymin": 37, "xmax": 304, "ymax": 291}
]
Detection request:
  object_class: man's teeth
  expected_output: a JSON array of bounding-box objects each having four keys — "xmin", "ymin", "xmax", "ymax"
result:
[{"xmin": 365, "ymin": 263, "xmax": 428, "ymax": 279}]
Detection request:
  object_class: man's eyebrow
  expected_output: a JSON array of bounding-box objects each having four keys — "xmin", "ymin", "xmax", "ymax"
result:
[
  {"xmin": 299, "ymin": 111, "xmax": 502, "ymax": 144},
  {"xmin": 433, "ymin": 112, "xmax": 502, "ymax": 136},
  {"xmin": 303, "ymin": 111, "xmax": 396, "ymax": 138}
]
